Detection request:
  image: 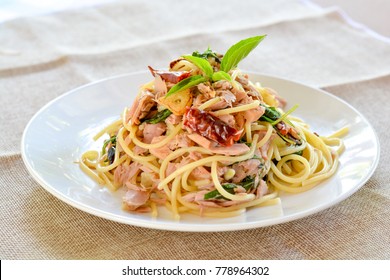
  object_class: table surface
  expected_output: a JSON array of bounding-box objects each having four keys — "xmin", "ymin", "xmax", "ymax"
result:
[
  {"xmin": 0, "ymin": 0, "xmax": 389, "ymax": 260},
  {"xmin": 1, "ymin": 0, "xmax": 389, "ymax": 38},
  {"xmin": 312, "ymin": 0, "xmax": 390, "ymax": 38}
]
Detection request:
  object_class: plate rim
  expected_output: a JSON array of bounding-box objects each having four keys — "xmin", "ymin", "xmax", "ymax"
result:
[{"xmin": 21, "ymin": 71, "xmax": 381, "ymax": 232}]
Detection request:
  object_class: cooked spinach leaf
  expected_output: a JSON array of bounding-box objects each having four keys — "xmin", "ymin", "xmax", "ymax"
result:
[
  {"xmin": 102, "ymin": 135, "xmax": 116, "ymax": 155},
  {"xmin": 192, "ymin": 47, "xmax": 221, "ymax": 63},
  {"xmin": 204, "ymin": 176, "xmax": 256, "ymax": 200},
  {"xmin": 144, "ymin": 109, "xmax": 172, "ymax": 124}
]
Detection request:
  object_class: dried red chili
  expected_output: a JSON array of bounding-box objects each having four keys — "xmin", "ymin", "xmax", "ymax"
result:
[
  {"xmin": 183, "ymin": 107, "xmax": 241, "ymax": 147},
  {"xmin": 148, "ymin": 66, "xmax": 191, "ymax": 84}
]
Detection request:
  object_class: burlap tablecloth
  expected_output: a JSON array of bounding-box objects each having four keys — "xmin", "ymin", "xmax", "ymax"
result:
[{"xmin": 1, "ymin": 0, "xmax": 389, "ymax": 259}]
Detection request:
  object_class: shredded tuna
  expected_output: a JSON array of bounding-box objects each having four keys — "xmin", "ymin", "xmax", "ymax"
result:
[
  {"xmin": 165, "ymin": 114, "xmax": 182, "ymax": 125},
  {"xmin": 190, "ymin": 166, "xmax": 211, "ymax": 180},
  {"xmin": 187, "ymin": 133, "xmax": 214, "ymax": 149},
  {"xmin": 231, "ymin": 87, "xmax": 247, "ymax": 102},
  {"xmin": 166, "ymin": 162, "xmax": 177, "ymax": 177},
  {"xmin": 148, "ymin": 66, "xmax": 191, "ymax": 84},
  {"xmin": 143, "ymin": 122, "xmax": 166, "ymax": 144},
  {"xmin": 181, "ymin": 192, "xmax": 196, "ymax": 203},
  {"xmin": 182, "ymin": 191, "xmax": 222, "ymax": 208},
  {"xmin": 197, "ymin": 83, "xmax": 215, "ymax": 96},
  {"xmin": 133, "ymin": 145, "xmax": 148, "ymax": 155},
  {"xmin": 234, "ymin": 112, "xmax": 246, "ymax": 131},
  {"xmin": 209, "ymin": 144, "xmax": 250, "ymax": 156},
  {"xmin": 122, "ymin": 189, "xmax": 150, "ymax": 211},
  {"xmin": 149, "ymin": 136, "xmax": 171, "ymax": 159},
  {"xmin": 140, "ymin": 165, "xmax": 155, "ymax": 174},
  {"xmin": 168, "ymin": 133, "xmax": 194, "ymax": 150},
  {"xmin": 232, "ymin": 159, "xmax": 263, "ymax": 183},
  {"xmin": 259, "ymin": 137, "xmax": 274, "ymax": 160},
  {"xmin": 195, "ymin": 191, "xmax": 222, "ymax": 208},
  {"xmin": 213, "ymin": 80, "xmax": 232, "ymax": 90},
  {"xmin": 234, "ymin": 185, "xmax": 247, "ymax": 193},
  {"xmin": 196, "ymin": 182, "xmax": 215, "ymax": 190},
  {"xmin": 153, "ymin": 75, "xmax": 167, "ymax": 96},
  {"xmin": 243, "ymin": 106, "xmax": 265, "ymax": 123},
  {"xmin": 150, "ymin": 134, "xmax": 194, "ymax": 160},
  {"xmin": 207, "ymin": 100, "xmax": 230, "ymax": 110},
  {"xmin": 114, "ymin": 162, "xmax": 141, "ymax": 186},
  {"xmin": 193, "ymin": 83, "xmax": 216, "ymax": 108},
  {"xmin": 256, "ymin": 179, "xmax": 268, "ymax": 198},
  {"xmin": 127, "ymin": 90, "xmax": 155, "ymax": 125},
  {"xmin": 255, "ymin": 131, "xmax": 276, "ymax": 160},
  {"xmin": 217, "ymin": 90, "xmax": 236, "ymax": 107},
  {"xmin": 236, "ymin": 75, "xmax": 249, "ymax": 86},
  {"xmin": 125, "ymin": 182, "xmax": 141, "ymax": 191},
  {"xmin": 188, "ymin": 151, "xmax": 203, "ymax": 161},
  {"xmin": 236, "ymin": 74, "xmax": 262, "ymax": 101},
  {"xmin": 124, "ymin": 133, "xmax": 132, "ymax": 146},
  {"xmin": 218, "ymin": 114, "xmax": 236, "ymax": 127},
  {"xmin": 217, "ymin": 165, "xmax": 228, "ymax": 177}
]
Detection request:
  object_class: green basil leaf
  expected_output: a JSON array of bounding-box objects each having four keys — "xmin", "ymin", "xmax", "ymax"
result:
[
  {"xmin": 192, "ymin": 48, "xmax": 221, "ymax": 63},
  {"xmin": 144, "ymin": 109, "xmax": 172, "ymax": 124},
  {"xmin": 241, "ymin": 176, "xmax": 256, "ymax": 191},
  {"xmin": 203, "ymin": 189, "xmax": 221, "ymax": 200},
  {"xmin": 259, "ymin": 104, "xmax": 280, "ymax": 122},
  {"xmin": 101, "ymin": 135, "xmax": 116, "ymax": 155},
  {"xmin": 182, "ymin": 55, "xmax": 213, "ymax": 78},
  {"xmin": 211, "ymin": 70, "xmax": 232, "ymax": 82},
  {"xmin": 220, "ymin": 35, "xmax": 266, "ymax": 72},
  {"xmin": 166, "ymin": 75, "xmax": 207, "ymax": 97},
  {"xmin": 204, "ymin": 183, "xmax": 236, "ymax": 200}
]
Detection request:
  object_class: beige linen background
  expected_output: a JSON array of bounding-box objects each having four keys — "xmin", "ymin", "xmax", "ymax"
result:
[{"xmin": 1, "ymin": 0, "xmax": 389, "ymax": 259}]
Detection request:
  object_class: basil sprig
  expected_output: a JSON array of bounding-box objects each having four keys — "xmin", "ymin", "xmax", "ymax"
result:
[
  {"xmin": 259, "ymin": 104, "xmax": 301, "ymax": 145},
  {"xmin": 101, "ymin": 135, "xmax": 116, "ymax": 155},
  {"xmin": 166, "ymin": 35, "xmax": 266, "ymax": 97},
  {"xmin": 166, "ymin": 75, "xmax": 207, "ymax": 97},
  {"xmin": 220, "ymin": 35, "xmax": 266, "ymax": 72},
  {"xmin": 144, "ymin": 109, "xmax": 172, "ymax": 124},
  {"xmin": 204, "ymin": 183, "xmax": 236, "ymax": 200},
  {"xmin": 192, "ymin": 47, "xmax": 221, "ymax": 62},
  {"xmin": 182, "ymin": 55, "xmax": 231, "ymax": 82},
  {"xmin": 204, "ymin": 176, "xmax": 256, "ymax": 200},
  {"xmin": 182, "ymin": 55, "xmax": 214, "ymax": 78},
  {"xmin": 211, "ymin": 71, "xmax": 232, "ymax": 82}
]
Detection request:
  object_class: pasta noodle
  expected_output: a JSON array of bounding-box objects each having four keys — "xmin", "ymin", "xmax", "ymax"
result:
[{"xmin": 79, "ymin": 37, "xmax": 347, "ymax": 219}]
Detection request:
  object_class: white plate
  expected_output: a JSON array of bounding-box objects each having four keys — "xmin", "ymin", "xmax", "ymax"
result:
[{"xmin": 21, "ymin": 72, "xmax": 380, "ymax": 232}]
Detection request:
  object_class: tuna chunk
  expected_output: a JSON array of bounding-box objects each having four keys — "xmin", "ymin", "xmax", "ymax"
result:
[
  {"xmin": 123, "ymin": 189, "xmax": 149, "ymax": 210},
  {"xmin": 209, "ymin": 144, "xmax": 250, "ymax": 156},
  {"xmin": 232, "ymin": 159, "xmax": 263, "ymax": 183},
  {"xmin": 114, "ymin": 162, "xmax": 140, "ymax": 186},
  {"xmin": 143, "ymin": 122, "xmax": 166, "ymax": 144},
  {"xmin": 127, "ymin": 90, "xmax": 155, "ymax": 125}
]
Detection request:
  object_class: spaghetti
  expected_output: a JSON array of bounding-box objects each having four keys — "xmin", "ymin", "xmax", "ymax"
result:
[{"xmin": 79, "ymin": 36, "xmax": 347, "ymax": 219}]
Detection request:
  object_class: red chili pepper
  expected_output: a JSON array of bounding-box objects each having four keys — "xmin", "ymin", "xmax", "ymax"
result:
[
  {"xmin": 183, "ymin": 107, "xmax": 241, "ymax": 147},
  {"xmin": 148, "ymin": 66, "xmax": 191, "ymax": 84}
]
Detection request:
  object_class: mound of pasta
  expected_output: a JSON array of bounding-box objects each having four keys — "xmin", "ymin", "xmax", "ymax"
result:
[{"xmin": 80, "ymin": 35, "xmax": 346, "ymax": 219}]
